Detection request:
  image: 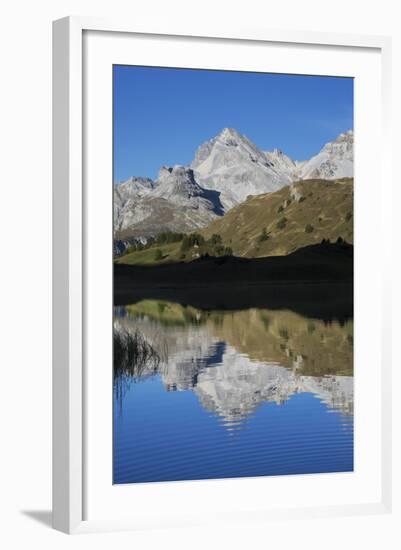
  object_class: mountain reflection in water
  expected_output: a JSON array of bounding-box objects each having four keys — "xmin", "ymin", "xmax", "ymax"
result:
[{"xmin": 113, "ymin": 300, "xmax": 353, "ymax": 483}]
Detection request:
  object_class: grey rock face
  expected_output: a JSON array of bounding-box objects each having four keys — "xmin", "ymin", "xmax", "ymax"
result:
[
  {"xmin": 298, "ymin": 130, "xmax": 353, "ymax": 180},
  {"xmin": 153, "ymin": 165, "xmax": 223, "ymax": 214},
  {"xmin": 114, "ymin": 166, "xmax": 223, "ymax": 238},
  {"xmin": 114, "ymin": 176, "xmax": 156, "ymax": 233},
  {"xmin": 192, "ymin": 128, "xmax": 293, "ymax": 211},
  {"xmin": 114, "ymin": 128, "xmax": 354, "ymax": 238},
  {"xmin": 113, "ymin": 239, "xmax": 131, "ymax": 257}
]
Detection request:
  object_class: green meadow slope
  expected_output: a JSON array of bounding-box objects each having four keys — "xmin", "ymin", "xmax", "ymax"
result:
[
  {"xmin": 116, "ymin": 178, "xmax": 353, "ymax": 264},
  {"xmin": 115, "ymin": 242, "xmax": 182, "ymax": 265},
  {"xmin": 202, "ymin": 178, "xmax": 353, "ymax": 257}
]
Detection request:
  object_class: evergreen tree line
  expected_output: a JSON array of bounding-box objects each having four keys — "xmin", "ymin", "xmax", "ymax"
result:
[{"xmin": 123, "ymin": 230, "xmax": 233, "ymax": 258}]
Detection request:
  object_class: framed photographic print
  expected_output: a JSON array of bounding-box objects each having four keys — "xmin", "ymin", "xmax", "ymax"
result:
[
  {"xmin": 53, "ymin": 17, "xmax": 392, "ymax": 534},
  {"xmin": 112, "ymin": 67, "xmax": 355, "ymax": 485}
]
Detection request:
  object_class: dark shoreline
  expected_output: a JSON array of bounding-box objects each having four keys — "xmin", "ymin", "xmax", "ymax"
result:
[
  {"xmin": 114, "ymin": 243, "xmax": 353, "ymax": 322},
  {"xmin": 114, "ymin": 280, "xmax": 353, "ymax": 322}
]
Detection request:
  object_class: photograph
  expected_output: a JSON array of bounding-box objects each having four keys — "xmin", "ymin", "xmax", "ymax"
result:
[{"xmin": 112, "ymin": 65, "xmax": 354, "ymax": 485}]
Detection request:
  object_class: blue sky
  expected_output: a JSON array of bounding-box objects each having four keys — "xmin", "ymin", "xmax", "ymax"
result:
[{"xmin": 113, "ymin": 66, "xmax": 353, "ymax": 183}]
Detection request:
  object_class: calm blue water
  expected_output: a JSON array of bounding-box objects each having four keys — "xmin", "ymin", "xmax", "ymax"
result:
[{"xmin": 113, "ymin": 302, "xmax": 353, "ymax": 484}]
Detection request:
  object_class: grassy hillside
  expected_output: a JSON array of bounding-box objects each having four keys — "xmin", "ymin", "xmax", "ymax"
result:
[
  {"xmin": 116, "ymin": 178, "xmax": 353, "ymax": 264},
  {"xmin": 202, "ymin": 178, "xmax": 353, "ymax": 257},
  {"xmin": 115, "ymin": 231, "xmax": 232, "ymax": 265},
  {"xmin": 115, "ymin": 242, "xmax": 182, "ymax": 265}
]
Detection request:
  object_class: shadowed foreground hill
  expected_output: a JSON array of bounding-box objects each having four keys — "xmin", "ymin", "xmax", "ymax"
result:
[{"xmin": 114, "ymin": 242, "xmax": 353, "ymax": 321}]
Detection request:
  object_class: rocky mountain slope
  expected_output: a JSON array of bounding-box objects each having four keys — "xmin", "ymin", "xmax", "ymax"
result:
[
  {"xmin": 115, "ymin": 165, "xmax": 223, "ymax": 238},
  {"xmin": 191, "ymin": 127, "xmax": 293, "ymax": 210},
  {"xmin": 264, "ymin": 148, "xmax": 300, "ymax": 177},
  {"xmin": 114, "ymin": 128, "xmax": 353, "ymax": 239},
  {"xmin": 298, "ymin": 130, "xmax": 353, "ymax": 180}
]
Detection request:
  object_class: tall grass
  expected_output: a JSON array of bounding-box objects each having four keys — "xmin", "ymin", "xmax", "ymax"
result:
[{"xmin": 113, "ymin": 328, "xmax": 161, "ymax": 409}]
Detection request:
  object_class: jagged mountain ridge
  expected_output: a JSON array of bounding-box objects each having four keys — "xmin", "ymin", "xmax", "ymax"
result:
[
  {"xmin": 114, "ymin": 128, "xmax": 353, "ymax": 239},
  {"xmin": 191, "ymin": 127, "xmax": 294, "ymax": 210},
  {"xmin": 114, "ymin": 165, "xmax": 223, "ymax": 237},
  {"xmin": 298, "ymin": 130, "xmax": 353, "ymax": 180},
  {"xmin": 152, "ymin": 165, "xmax": 223, "ymax": 215}
]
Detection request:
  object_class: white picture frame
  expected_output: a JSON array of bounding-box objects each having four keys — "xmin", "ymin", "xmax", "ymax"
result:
[{"xmin": 52, "ymin": 16, "xmax": 393, "ymax": 534}]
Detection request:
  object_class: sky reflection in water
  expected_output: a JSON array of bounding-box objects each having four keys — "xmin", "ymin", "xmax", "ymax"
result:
[{"xmin": 113, "ymin": 301, "xmax": 353, "ymax": 484}]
